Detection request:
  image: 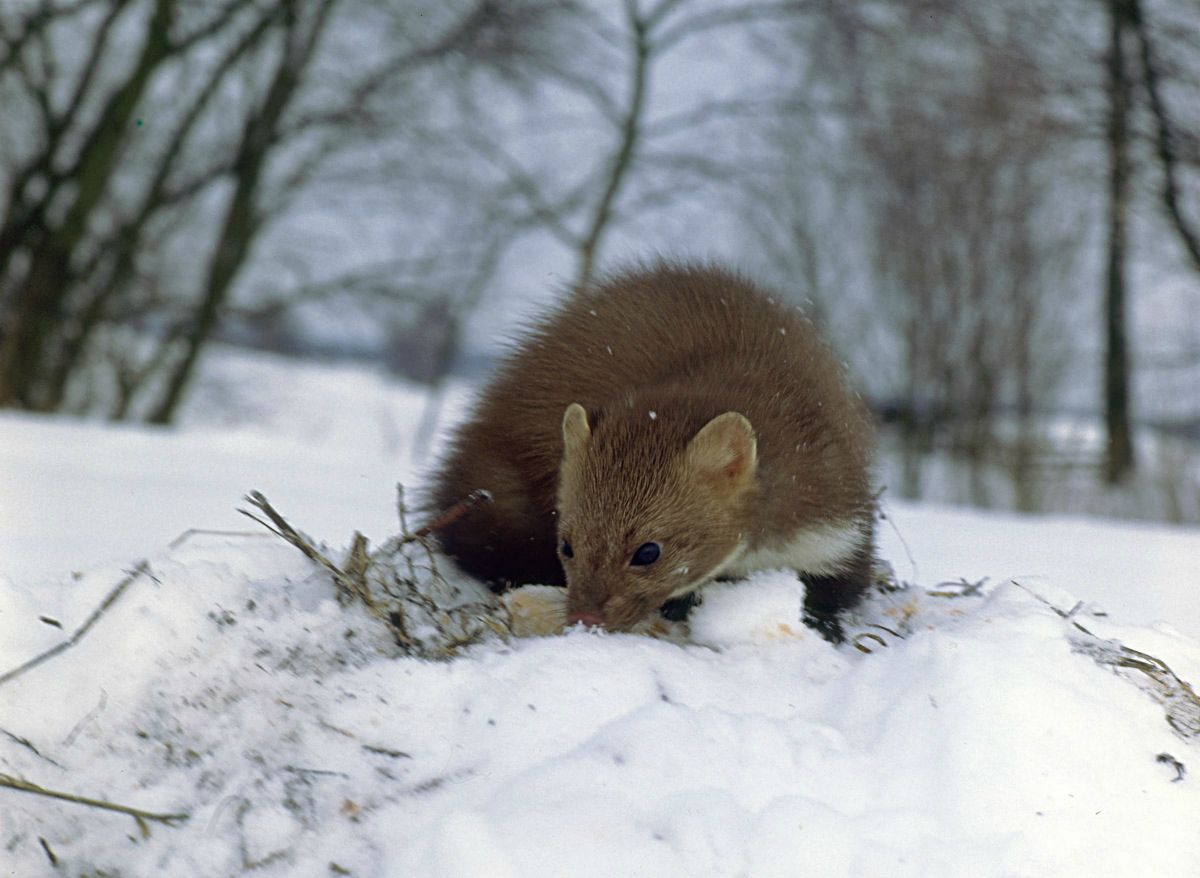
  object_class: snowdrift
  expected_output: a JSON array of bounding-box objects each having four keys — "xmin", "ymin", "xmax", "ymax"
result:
[{"xmin": 2, "ymin": 524, "xmax": 1198, "ymax": 877}]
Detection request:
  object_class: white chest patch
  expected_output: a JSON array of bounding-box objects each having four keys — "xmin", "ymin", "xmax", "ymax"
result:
[{"xmin": 718, "ymin": 521, "xmax": 866, "ymax": 579}]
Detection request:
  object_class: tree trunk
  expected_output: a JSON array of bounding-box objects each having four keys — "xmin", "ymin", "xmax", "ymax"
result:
[
  {"xmin": 1103, "ymin": 0, "xmax": 1135, "ymax": 483},
  {"xmin": 147, "ymin": 0, "xmax": 332, "ymax": 425},
  {"xmin": 1128, "ymin": 0, "xmax": 1200, "ymax": 275},
  {"xmin": 0, "ymin": 0, "xmax": 173, "ymax": 409},
  {"xmin": 146, "ymin": 177, "xmax": 261, "ymax": 425}
]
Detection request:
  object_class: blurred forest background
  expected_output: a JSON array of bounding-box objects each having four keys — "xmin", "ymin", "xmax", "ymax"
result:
[{"xmin": 1, "ymin": 0, "xmax": 1198, "ymax": 522}]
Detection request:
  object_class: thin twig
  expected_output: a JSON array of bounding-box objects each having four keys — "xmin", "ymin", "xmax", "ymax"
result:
[
  {"xmin": 1156, "ymin": 752, "xmax": 1186, "ymax": 783},
  {"xmin": 927, "ymin": 577, "xmax": 989, "ymax": 598},
  {"xmin": 396, "ymin": 486, "xmax": 422, "ymax": 596},
  {"xmin": 401, "ymin": 488, "xmax": 491, "ymax": 543},
  {"xmin": 395, "ymin": 485, "xmax": 460, "ymax": 606},
  {"xmin": 1013, "ymin": 581, "xmax": 1200, "ymax": 740},
  {"xmin": 875, "ymin": 493, "xmax": 918, "ymax": 584},
  {"xmin": 853, "ymin": 632, "xmax": 888, "ymax": 654},
  {"xmin": 0, "ymin": 727, "xmax": 63, "ymax": 768},
  {"xmin": 0, "ymin": 562, "xmax": 152, "ymax": 688},
  {"xmin": 240, "ymin": 491, "xmax": 376, "ymax": 611},
  {"xmin": 362, "ymin": 744, "xmax": 411, "ymax": 759},
  {"xmin": 852, "ymin": 623, "xmax": 906, "ymax": 654},
  {"xmin": 169, "ymin": 528, "xmax": 273, "ymax": 549},
  {"xmin": 0, "ymin": 772, "xmax": 188, "ymax": 835},
  {"xmin": 39, "ymin": 835, "xmax": 58, "ymax": 867},
  {"xmin": 283, "ymin": 765, "xmax": 349, "ymax": 780},
  {"xmin": 62, "ymin": 689, "xmax": 108, "ymax": 748}
]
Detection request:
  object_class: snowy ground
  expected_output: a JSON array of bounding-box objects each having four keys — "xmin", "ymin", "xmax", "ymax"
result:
[{"xmin": 2, "ymin": 348, "xmax": 1199, "ymax": 876}]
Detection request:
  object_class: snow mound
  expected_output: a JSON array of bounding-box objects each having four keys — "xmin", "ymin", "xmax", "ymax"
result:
[
  {"xmin": 2, "ymin": 538, "xmax": 1198, "ymax": 876},
  {"xmin": 688, "ymin": 570, "xmax": 812, "ymax": 647}
]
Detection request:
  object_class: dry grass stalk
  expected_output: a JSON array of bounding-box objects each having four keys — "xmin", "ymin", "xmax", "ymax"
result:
[
  {"xmin": 856, "ymin": 575, "xmax": 1200, "ymax": 743},
  {"xmin": 1071, "ymin": 633, "xmax": 1200, "ymax": 740},
  {"xmin": 926, "ymin": 577, "xmax": 989, "ymax": 598},
  {"xmin": 1013, "ymin": 581, "xmax": 1200, "ymax": 741},
  {"xmin": 0, "ymin": 561, "xmax": 153, "ymax": 688},
  {"xmin": 38, "ymin": 835, "xmax": 57, "ymax": 866},
  {"xmin": 241, "ymin": 487, "xmax": 512, "ymax": 658},
  {"xmin": 852, "ymin": 623, "xmax": 906, "ymax": 655},
  {"xmin": 240, "ymin": 491, "xmax": 378, "ymax": 613},
  {"xmin": 168, "ymin": 528, "xmax": 272, "ymax": 549},
  {"xmin": 0, "ymin": 727, "xmax": 62, "ymax": 768},
  {"xmin": 0, "ymin": 772, "xmax": 188, "ymax": 836}
]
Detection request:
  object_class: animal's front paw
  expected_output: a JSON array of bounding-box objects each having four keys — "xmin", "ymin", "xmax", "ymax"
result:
[{"xmin": 802, "ymin": 608, "xmax": 845, "ymax": 644}]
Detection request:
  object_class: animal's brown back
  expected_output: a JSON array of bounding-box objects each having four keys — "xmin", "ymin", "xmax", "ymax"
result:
[{"xmin": 428, "ymin": 262, "xmax": 874, "ymax": 587}]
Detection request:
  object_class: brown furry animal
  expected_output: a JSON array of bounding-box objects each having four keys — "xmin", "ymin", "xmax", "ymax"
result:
[{"xmin": 427, "ymin": 263, "xmax": 876, "ymax": 641}]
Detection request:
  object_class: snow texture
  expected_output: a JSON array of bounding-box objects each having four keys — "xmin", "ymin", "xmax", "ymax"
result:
[
  {"xmin": 2, "ymin": 349, "xmax": 1199, "ymax": 876},
  {"xmin": 3, "ymin": 532, "xmax": 1199, "ymax": 875}
]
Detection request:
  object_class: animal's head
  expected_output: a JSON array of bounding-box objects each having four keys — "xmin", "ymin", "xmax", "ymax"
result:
[{"xmin": 556, "ymin": 402, "xmax": 757, "ymax": 630}]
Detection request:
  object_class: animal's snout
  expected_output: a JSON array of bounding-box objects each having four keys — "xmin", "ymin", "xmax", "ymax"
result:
[{"xmin": 568, "ymin": 611, "xmax": 605, "ymax": 628}]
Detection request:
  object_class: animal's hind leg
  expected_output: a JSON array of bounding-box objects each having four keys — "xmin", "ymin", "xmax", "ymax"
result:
[{"xmin": 800, "ymin": 550, "xmax": 873, "ymax": 643}]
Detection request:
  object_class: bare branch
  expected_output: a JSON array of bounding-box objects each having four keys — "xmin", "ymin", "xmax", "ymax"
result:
[
  {"xmin": 0, "ymin": 0, "xmax": 102, "ymax": 75},
  {"xmin": 654, "ymin": 0, "xmax": 812, "ymax": 52},
  {"xmin": 50, "ymin": 0, "xmax": 131, "ymax": 140},
  {"xmin": 644, "ymin": 96, "xmax": 827, "ymax": 138},
  {"xmin": 170, "ymin": 0, "xmax": 258, "ymax": 52},
  {"xmin": 32, "ymin": 1, "xmax": 281, "ymax": 410},
  {"xmin": 459, "ymin": 126, "xmax": 584, "ymax": 248},
  {"xmin": 576, "ymin": 0, "xmax": 653, "ymax": 287},
  {"xmin": 282, "ymin": 0, "xmax": 569, "ymax": 137},
  {"xmin": 533, "ymin": 61, "xmax": 623, "ymax": 123},
  {"xmin": 645, "ymin": 0, "xmax": 690, "ymax": 30},
  {"xmin": 148, "ymin": 0, "xmax": 337, "ymax": 424},
  {"xmin": 402, "ymin": 489, "xmax": 493, "ymax": 544}
]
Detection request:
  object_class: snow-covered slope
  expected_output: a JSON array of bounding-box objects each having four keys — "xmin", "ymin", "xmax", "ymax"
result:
[
  {"xmin": 1, "ymin": 536, "xmax": 1197, "ymax": 876},
  {"xmin": 2, "ymin": 349, "xmax": 1199, "ymax": 875}
]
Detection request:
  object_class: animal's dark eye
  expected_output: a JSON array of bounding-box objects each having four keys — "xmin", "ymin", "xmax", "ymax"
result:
[
  {"xmin": 560, "ymin": 539, "xmax": 574, "ymax": 559},
  {"xmin": 630, "ymin": 542, "xmax": 660, "ymax": 566}
]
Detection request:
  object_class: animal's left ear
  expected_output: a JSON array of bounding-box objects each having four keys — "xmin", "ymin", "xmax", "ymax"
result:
[
  {"xmin": 562, "ymin": 403, "xmax": 592, "ymax": 461},
  {"xmin": 685, "ymin": 412, "xmax": 757, "ymax": 492}
]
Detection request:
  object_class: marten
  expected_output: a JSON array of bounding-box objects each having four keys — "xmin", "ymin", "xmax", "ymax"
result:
[{"xmin": 427, "ymin": 262, "xmax": 876, "ymax": 641}]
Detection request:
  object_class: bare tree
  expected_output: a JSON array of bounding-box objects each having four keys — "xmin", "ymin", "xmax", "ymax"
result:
[
  {"xmin": 0, "ymin": 0, "xmax": 570, "ymax": 422},
  {"xmin": 146, "ymin": 0, "xmax": 339, "ymax": 424},
  {"xmin": 1128, "ymin": 0, "xmax": 1200, "ymax": 275},
  {"xmin": 856, "ymin": 6, "xmax": 1083, "ymax": 505},
  {"xmin": 0, "ymin": 0, "xmax": 182, "ymax": 411},
  {"xmin": 458, "ymin": 0, "xmax": 828, "ymax": 293},
  {"xmin": 1102, "ymin": 0, "xmax": 1136, "ymax": 483}
]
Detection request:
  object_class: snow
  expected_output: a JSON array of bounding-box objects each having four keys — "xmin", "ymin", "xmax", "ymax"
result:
[
  {"xmin": 0, "ymin": 346, "xmax": 457, "ymax": 583},
  {"xmin": 877, "ymin": 502, "xmax": 1200, "ymax": 642},
  {"xmin": 2, "ymin": 348, "xmax": 1199, "ymax": 876}
]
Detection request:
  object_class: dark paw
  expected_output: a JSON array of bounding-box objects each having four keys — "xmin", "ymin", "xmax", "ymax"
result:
[
  {"xmin": 659, "ymin": 591, "xmax": 701, "ymax": 622},
  {"xmin": 802, "ymin": 608, "xmax": 845, "ymax": 644}
]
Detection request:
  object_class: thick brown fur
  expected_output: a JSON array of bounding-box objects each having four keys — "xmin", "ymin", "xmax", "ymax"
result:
[{"xmin": 427, "ymin": 262, "xmax": 876, "ymax": 639}]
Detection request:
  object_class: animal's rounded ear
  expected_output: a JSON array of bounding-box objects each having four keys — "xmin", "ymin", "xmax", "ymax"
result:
[
  {"xmin": 562, "ymin": 403, "xmax": 592, "ymax": 459},
  {"xmin": 685, "ymin": 412, "xmax": 757, "ymax": 490}
]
